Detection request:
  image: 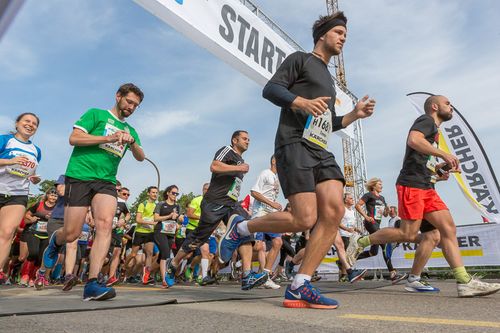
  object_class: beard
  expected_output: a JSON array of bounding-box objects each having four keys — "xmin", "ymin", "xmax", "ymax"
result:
[{"xmin": 438, "ymin": 110, "xmax": 453, "ymax": 122}]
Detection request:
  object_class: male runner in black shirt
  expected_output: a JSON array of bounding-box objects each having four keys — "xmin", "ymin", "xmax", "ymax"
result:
[
  {"xmin": 348, "ymin": 95, "xmax": 500, "ymax": 297},
  {"xmin": 219, "ymin": 12, "xmax": 376, "ymax": 309}
]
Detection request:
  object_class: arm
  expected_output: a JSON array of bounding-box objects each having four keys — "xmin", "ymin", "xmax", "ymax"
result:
[
  {"xmin": 210, "ymin": 160, "xmax": 248, "ymax": 174},
  {"xmin": 130, "ymin": 142, "xmax": 145, "ymax": 162},
  {"xmin": 0, "ymin": 156, "xmax": 30, "ymax": 167},
  {"xmin": 186, "ymin": 207, "xmax": 200, "ymax": 221},
  {"xmin": 355, "ymin": 199, "xmax": 374, "ymax": 223},
  {"xmin": 24, "ymin": 210, "xmax": 38, "ymax": 224},
  {"xmin": 340, "ymin": 95, "xmax": 376, "ymax": 128},
  {"xmin": 69, "ymin": 128, "xmax": 122, "ymax": 147},
  {"xmin": 250, "ymin": 190, "xmax": 282, "ymax": 210},
  {"xmin": 407, "ymin": 131, "xmax": 459, "ymax": 170},
  {"xmin": 153, "ymin": 212, "xmax": 177, "ymax": 222}
]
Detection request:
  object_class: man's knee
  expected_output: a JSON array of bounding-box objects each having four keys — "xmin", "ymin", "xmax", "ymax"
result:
[{"xmin": 272, "ymin": 237, "xmax": 283, "ymax": 248}]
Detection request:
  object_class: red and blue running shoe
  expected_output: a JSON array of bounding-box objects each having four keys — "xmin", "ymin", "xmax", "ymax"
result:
[{"xmin": 283, "ymin": 280, "xmax": 339, "ymax": 309}]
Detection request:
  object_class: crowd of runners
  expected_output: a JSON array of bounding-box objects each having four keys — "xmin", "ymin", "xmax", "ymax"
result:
[{"xmin": 1, "ymin": 12, "xmax": 499, "ymax": 308}]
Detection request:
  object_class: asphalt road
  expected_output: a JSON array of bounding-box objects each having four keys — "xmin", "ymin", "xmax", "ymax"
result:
[{"xmin": 1, "ymin": 280, "xmax": 500, "ymax": 332}]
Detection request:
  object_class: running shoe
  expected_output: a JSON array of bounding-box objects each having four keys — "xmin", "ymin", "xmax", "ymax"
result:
[
  {"xmin": 161, "ymin": 281, "xmax": 168, "ymax": 289},
  {"xmin": 339, "ymin": 275, "xmax": 349, "ymax": 283},
  {"xmin": 457, "ymin": 277, "xmax": 500, "ymax": 298},
  {"xmin": 34, "ymin": 270, "xmax": 48, "ymax": 291},
  {"xmin": 0, "ymin": 271, "xmax": 7, "ymax": 284},
  {"xmin": 62, "ymin": 274, "xmax": 79, "ymax": 291},
  {"xmin": 184, "ymin": 267, "xmax": 193, "ymax": 282},
  {"xmin": 405, "ymin": 279, "xmax": 440, "ymax": 293},
  {"xmin": 218, "ymin": 214, "xmax": 251, "ymax": 264},
  {"xmin": 105, "ymin": 276, "xmax": 119, "ymax": 288},
  {"xmin": 283, "ymin": 280, "xmax": 339, "ymax": 309},
  {"xmin": 241, "ymin": 271, "xmax": 268, "ymax": 291},
  {"xmin": 348, "ymin": 268, "xmax": 367, "ymax": 283},
  {"xmin": 42, "ymin": 232, "xmax": 62, "ymax": 269},
  {"xmin": 83, "ymin": 280, "xmax": 116, "ymax": 301},
  {"xmin": 142, "ymin": 266, "xmax": 151, "ymax": 285},
  {"xmin": 195, "ymin": 275, "xmax": 203, "ymax": 285},
  {"xmin": 391, "ymin": 272, "xmax": 408, "ymax": 285},
  {"xmin": 263, "ymin": 277, "xmax": 281, "ymax": 290},
  {"xmin": 200, "ymin": 276, "xmax": 216, "ymax": 286},
  {"xmin": 165, "ymin": 259, "xmax": 176, "ymax": 287},
  {"xmin": 345, "ymin": 234, "xmax": 363, "ymax": 266}
]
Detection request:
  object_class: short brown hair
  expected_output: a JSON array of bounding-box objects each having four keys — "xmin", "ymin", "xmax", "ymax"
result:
[{"xmin": 117, "ymin": 83, "xmax": 144, "ymax": 102}]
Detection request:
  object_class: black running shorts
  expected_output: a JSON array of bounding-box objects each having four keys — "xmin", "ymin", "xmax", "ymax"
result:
[
  {"xmin": 275, "ymin": 141, "xmax": 345, "ymax": 198},
  {"xmin": 64, "ymin": 176, "xmax": 116, "ymax": 207}
]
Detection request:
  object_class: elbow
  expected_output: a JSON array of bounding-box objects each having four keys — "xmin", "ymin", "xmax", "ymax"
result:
[{"xmin": 69, "ymin": 137, "xmax": 76, "ymax": 146}]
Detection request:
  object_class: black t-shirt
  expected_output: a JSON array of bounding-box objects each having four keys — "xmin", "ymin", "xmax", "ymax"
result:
[
  {"xmin": 28, "ymin": 201, "xmax": 55, "ymax": 236},
  {"xmin": 113, "ymin": 199, "xmax": 130, "ymax": 233},
  {"xmin": 360, "ymin": 192, "xmax": 387, "ymax": 223},
  {"xmin": 154, "ymin": 201, "xmax": 180, "ymax": 232},
  {"xmin": 203, "ymin": 146, "xmax": 245, "ymax": 206},
  {"xmin": 263, "ymin": 51, "xmax": 344, "ymax": 150},
  {"xmin": 397, "ymin": 115, "xmax": 439, "ymax": 189}
]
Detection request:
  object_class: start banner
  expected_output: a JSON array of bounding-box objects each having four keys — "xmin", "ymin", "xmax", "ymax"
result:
[
  {"xmin": 317, "ymin": 223, "xmax": 500, "ymax": 272},
  {"xmin": 133, "ymin": 0, "xmax": 355, "ymax": 139}
]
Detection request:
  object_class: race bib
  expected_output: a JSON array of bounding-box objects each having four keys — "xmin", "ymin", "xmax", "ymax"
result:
[
  {"xmin": 161, "ymin": 221, "xmax": 177, "ymax": 235},
  {"xmin": 35, "ymin": 221, "xmax": 48, "ymax": 233},
  {"xmin": 178, "ymin": 226, "xmax": 186, "ymax": 238},
  {"xmin": 79, "ymin": 231, "xmax": 89, "ymax": 241},
  {"xmin": 374, "ymin": 205, "xmax": 385, "ymax": 220},
  {"xmin": 99, "ymin": 123, "xmax": 127, "ymax": 158},
  {"xmin": 6, "ymin": 154, "xmax": 37, "ymax": 178},
  {"xmin": 227, "ymin": 177, "xmax": 242, "ymax": 201},
  {"xmin": 426, "ymin": 142, "xmax": 439, "ymax": 173},
  {"xmin": 302, "ymin": 109, "xmax": 331, "ymax": 149},
  {"xmin": 141, "ymin": 217, "xmax": 154, "ymax": 230}
]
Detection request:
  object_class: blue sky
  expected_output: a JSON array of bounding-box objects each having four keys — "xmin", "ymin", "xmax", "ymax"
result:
[{"xmin": 1, "ymin": 0, "xmax": 499, "ymax": 225}]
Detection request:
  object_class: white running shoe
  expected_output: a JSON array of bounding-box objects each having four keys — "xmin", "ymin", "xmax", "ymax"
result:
[
  {"xmin": 346, "ymin": 234, "xmax": 363, "ymax": 266},
  {"xmin": 263, "ymin": 278, "xmax": 281, "ymax": 290},
  {"xmin": 457, "ymin": 277, "xmax": 500, "ymax": 298},
  {"xmin": 405, "ymin": 279, "xmax": 440, "ymax": 293}
]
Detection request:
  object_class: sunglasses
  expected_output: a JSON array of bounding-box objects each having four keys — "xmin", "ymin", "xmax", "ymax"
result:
[
  {"xmin": 121, "ymin": 193, "xmax": 130, "ymax": 197},
  {"xmin": 170, "ymin": 192, "xmax": 179, "ymax": 196}
]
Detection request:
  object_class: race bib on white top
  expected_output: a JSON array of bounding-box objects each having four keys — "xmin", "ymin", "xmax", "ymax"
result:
[
  {"xmin": 302, "ymin": 109, "xmax": 331, "ymax": 149},
  {"xmin": 141, "ymin": 217, "xmax": 154, "ymax": 230},
  {"xmin": 5, "ymin": 154, "xmax": 37, "ymax": 178},
  {"xmin": 99, "ymin": 123, "xmax": 126, "ymax": 158},
  {"xmin": 161, "ymin": 221, "xmax": 177, "ymax": 235},
  {"xmin": 227, "ymin": 177, "xmax": 242, "ymax": 201}
]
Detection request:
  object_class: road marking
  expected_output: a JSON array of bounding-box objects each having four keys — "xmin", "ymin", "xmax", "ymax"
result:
[
  {"xmin": 340, "ymin": 314, "xmax": 500, "ymax": 328},
  {"xmin": 404, "ymin": 249, "xmax": 483, "ymax": 259}
]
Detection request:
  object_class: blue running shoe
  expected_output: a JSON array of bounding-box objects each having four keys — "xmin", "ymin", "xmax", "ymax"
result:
[
  {"xmin": 348, "ymin": 268, "xmax": 367, "ymax": 283},
  {"xmin": 42, "ymin": 232, "xmax": 62, "ymax": 269},
  {"xmin": 241, "ymin": 271, "xmax": 268, "ymax": 291},
  {"xmin": 165, "ymin": 259, "xmax": 176, "ymax": 287},
  {"xmin": 83, "ymin": 280, "xmax": 116, "ymax": 301},
  {"xmin": 405, "ymin": 279, "xmax": 440, "ymax": 293},
  {"xmin": 218, "ymin": 214, "xmax": 250, "ymax": 264},
  {"xmin": 283, "ymin": 281, "xmax": 339, "ymax": 309}
]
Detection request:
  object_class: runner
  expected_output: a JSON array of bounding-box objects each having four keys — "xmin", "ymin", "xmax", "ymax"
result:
[
  {"xmin": 250, "ymin": 155, "xmax": 282, "ymax": 289},
  {"xmin": 42, "ymin": 83, "xmax": 145, "ymax": 301},
  {"xmin": 24, "ymin": 188, "xmax": 57, "ymax": 288},
  {"xmin": 218, "ymin": 12, "xmax": 376, "ymax": 309},
  {"xmin": 347, "ymin": 94, "xmax": 500, "ymax": 297},
  {"xmin": 106, "ymin": 186, "xmax": 131, "ymax": 287},
  {"xmin": 0, "ymin": 113, "xmax": 41, "ymax": 284},
  {"xmin": 166, "ymin": 131, "xmax": 267, "ymax": 291},
  {"xmin": 127, "ymin": 186, "xmax": 157, "ymax": 285},
  {"xmin": 354, "ymin": 178, "xmax": 406, "ymax": 283},
  {"xmin": 153, "ymin": 185, "xmax": 182, "ymax": 288}
]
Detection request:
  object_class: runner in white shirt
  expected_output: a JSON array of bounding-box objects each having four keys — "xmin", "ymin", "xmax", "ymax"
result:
[{"xmin": 251, "ymin": 156, "xmax": 282, "ymax": 289}]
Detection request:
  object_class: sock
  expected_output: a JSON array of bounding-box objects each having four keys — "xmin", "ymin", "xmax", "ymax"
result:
[
  {"xmin": 358, "ymin": 236, "xmax": 371, "ymax": 248},
  {"xmin": 201, "ymin": 259, "xmax": 209, "ymax": 279},
  {"xmin": 236, "ymin": 220, "xmax": 251, "ymax": 237},
  {"xmin": 408, "ymin": 274, "xmax": 420, "ymax": 283},
  {"xmin": 243, "ymin": 270, "xmax": 252, "ymax": 278},
  {"xmin": 291, "ymin": 274, "xmax": 311, "ymax": 290},
  {"xmin": 453, "ymin": 266, "xmax": 471, "ymax": 284},
  {"xmin": 180, "ymin": 260, "xmax": 187, "ymax": 273}
]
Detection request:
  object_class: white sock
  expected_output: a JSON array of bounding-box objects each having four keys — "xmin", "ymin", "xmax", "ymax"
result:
[
  {"xmin": 408, "ymin": 274, "xmax": 420, "ymax": 283},
  {"xmin": 291, "ymin": 274, "xmax": 311, "ymax": 290},
  {"xmin": 264, "ymin": 268, "xmax": 271, "ymax": 279},
  {"xmin": 236, "ymin": 220, "xmax": 251, "ymax": 237},
  {"xmin": 180, "ymin": 260, "xmax": 187, "ymax": 273},
  {"xmin": 201, "ymin": 259, "xmax": 209, "ymax": 279}
]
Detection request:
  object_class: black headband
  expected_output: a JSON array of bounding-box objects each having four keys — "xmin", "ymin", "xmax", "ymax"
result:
[{"xmin": 313, "ymin": 18, "xmax": 346, "ymax": 44}]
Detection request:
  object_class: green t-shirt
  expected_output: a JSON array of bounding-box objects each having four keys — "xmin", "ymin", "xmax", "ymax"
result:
[
  {"xmin": 135, "ymin": 201, "xmax": 156, "ymax": 234},
  {"xmin": 187, "ymin": 195, "xmax": 203, "ymax": 230},
  {"xmin": 65, "ymin": 108, "xmax": 141, "ymax": 183}
]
